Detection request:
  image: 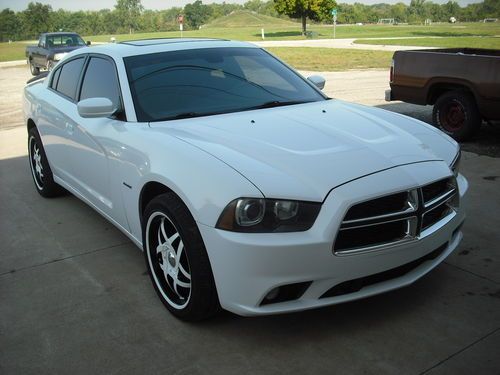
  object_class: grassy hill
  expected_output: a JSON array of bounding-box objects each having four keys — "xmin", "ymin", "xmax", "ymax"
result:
[{"xmin": 204, "ymin": 10, "xmax": 298, "ymax": 28}]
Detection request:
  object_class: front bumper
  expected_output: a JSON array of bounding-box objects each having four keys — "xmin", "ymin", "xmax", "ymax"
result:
[
  {"xmin": 385, "ymin": 89, "xmax": 392, "ymax": 102},
  {"xmin": 199, "ymin": 161, "xmax": 468, "ymax": 316}
]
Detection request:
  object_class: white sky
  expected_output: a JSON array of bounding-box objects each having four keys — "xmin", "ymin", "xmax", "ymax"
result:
[{"xmin": 0, "ymin": 0, "xmax": 484, "ymax": 12}]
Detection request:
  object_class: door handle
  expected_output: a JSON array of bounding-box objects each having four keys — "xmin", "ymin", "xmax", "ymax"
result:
[{"xmin": 65, "ymin": 122, "xmax": 74, "ymax": 134}]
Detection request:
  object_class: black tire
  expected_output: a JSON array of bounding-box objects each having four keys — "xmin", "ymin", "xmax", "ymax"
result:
[
  {"xmin": 432, "ymin": 90, "xmax": 481, "ymax": 141},
  {"xmin": 29, "ymin": 60, "xmax": 40, "ymax": 76},
  {"xmin": 143, "ymin": 192, "xmax": 220, "ymax": 321},
  {"xmin": 28, "ymin": 126, "xmax": 65, "ymax": 198}
]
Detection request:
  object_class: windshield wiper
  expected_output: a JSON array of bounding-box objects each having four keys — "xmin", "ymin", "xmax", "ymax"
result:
[
  {"xmin": 156, "ymin": 112, "xmax": 202, "ymax": 121},
  {"xmin": 152, "ymin": 101, "xmax": 313, "ymax": 122},
  {"xmin": 245, "ymin": 100, "xmax": 311, "ymax": 110}
]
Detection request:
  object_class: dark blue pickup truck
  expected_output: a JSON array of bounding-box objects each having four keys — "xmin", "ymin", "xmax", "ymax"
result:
[{"xmin": 25, "ymin": 32, "xmax": 90, "ymax": 75}]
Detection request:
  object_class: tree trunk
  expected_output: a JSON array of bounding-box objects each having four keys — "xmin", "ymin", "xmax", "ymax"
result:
[{"xmin": 301, "ymin": 14, "xmax": 307, "ymax": 35}]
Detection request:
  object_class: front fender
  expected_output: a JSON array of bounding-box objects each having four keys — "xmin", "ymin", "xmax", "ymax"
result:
[{"xmin": 116, "ymin": 127, "xmax": 263, "ymax": 242}]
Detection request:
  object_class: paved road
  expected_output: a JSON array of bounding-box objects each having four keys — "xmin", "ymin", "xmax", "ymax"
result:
[
  {"xmin": 1, "ymin": 65, "xmax": 499, "ymax": 374},
  {"xmin": 255, "ymin": 38, "xmax": 435, "ymax": 51}
]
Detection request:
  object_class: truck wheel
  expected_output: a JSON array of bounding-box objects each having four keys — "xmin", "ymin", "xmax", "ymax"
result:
[
  {"xmin": 29, "ymin": 60, "xmax": 40, "ymax": 76},
  {"xmin": 46, "ymin": 60, "xmax": 55, "ymax": 71},
  {"xmin": 433, "ymin": 90, "xmax": 481, "ymax": 141}
]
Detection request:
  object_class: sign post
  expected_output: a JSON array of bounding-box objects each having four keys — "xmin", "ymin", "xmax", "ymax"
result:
[
  {"xmin": 177, "ymin": 15, "xmax": 184, "ymax": 38},
  {"xmin": 331, "ymin": 9, "xmax": 337, "ymax": 39}
]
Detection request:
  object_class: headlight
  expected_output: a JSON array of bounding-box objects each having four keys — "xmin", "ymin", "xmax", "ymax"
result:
[
  {"xmin": 450, "ymin": 149, "xmax": 461, "ymax": 177},
  {"xmin": 53, "ymin": 53, "xmax": 67, "ymax": 61},
  {"xmin": 216, "ymin": 198, "xmax": 321, "ymax": 232}
]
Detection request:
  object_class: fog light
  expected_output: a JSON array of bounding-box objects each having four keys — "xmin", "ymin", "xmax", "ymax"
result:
[
  {"xmin": 260, "ymin": 281, "xmax": 312, "ymax": 306},
  {"xmin": 264, "ymin": 287, "xmax": 280, "ymax": 301}
]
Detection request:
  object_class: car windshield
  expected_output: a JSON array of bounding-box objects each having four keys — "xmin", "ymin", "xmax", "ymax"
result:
[
  {"xmin": 46, "ymin": 34, "xmax": 86, "ymax": 47},
  {"xmin": 124, "ymin": 47, "xmax": 326, "ymax": 122}
]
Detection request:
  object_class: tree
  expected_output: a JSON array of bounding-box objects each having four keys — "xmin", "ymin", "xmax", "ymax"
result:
[
  {"xmin": 0, "ymin": 9, "xmax": 20, "ymax": 41},
  {"xmin": 21, "ymin": 2, "xmax": 53, "ymax": 39},
  {"xmin": 390, "ymin": 2, "xmax": 407, "ymax": 23},
  {"xmin": 408, "ymin": 0, "xmax": 426, "ymax": 22},
  {"xmin": 184, "ymin": 0, "xmax": 213, "ymax": 29},
  {"xmin": 274, "ymin": 0, "xmax": 336, "ymax": 35},
  {"xmin": 115, "ymin": 0, "xmax": 143, "ymax": 34}
]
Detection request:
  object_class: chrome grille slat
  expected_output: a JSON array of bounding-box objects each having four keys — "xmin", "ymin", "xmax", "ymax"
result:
[
  {"xmin": 342, "ymin": 197, "xmax": 418, "ymax": 225},
  {"xmin": 334, "ymin": 177, "xmax": 458, "ymax": 255},
  {"xmin": 424, "ymin": 189, "xmax": 456, "ymax": 209},
  {"xmin": 339, "ymin": 215, "xmax": 417, "ymax": 231}
]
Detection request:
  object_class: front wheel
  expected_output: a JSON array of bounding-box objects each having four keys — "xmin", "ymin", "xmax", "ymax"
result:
[
  {"xmin": 433, "ymin": 90, "xmax": 481, "ymax": 141},
  {"xmin": 143, "ymin": 193, "xmax": 219, "ymax": 321},
  {"xmin": 46, "ymin": 60, "xmax": 55, "ymax": 71},
  {"xmin": 28, "ymin": 127, "xmax": 65, "ymax": 198},
  {"xmin": 29, "ymin": 60, "xmax": 40, "ymax": 76}
]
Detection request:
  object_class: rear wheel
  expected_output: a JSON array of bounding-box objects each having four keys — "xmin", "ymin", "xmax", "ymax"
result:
[
  {"xmin": 143, "ymin": 193, "xmax": 219, "ymax": 321},
  {"xmin": 29, "ymin": 60, "xmax": 40, "ymax": 76},
  {"xmin": 46, "ymin": 60, "xmax": 55, "ymax": 71},
  {"xmin": 433, "ymin": 90, "xmax": 481, "ymax": 141},
  {"xmin": 28, "ymin": 126, "xmax": 65, "ymax": 197}
]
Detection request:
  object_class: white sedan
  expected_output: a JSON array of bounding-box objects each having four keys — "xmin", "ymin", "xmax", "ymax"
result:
[{"xmin": 23, "ymin": 39, "xmax": 467, "ymax": 320}]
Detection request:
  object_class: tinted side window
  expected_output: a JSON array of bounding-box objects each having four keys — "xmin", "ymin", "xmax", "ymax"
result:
[
  {"xmin": 51, "ymin": 67, "xmax": 61, "ymax": 89},
  {"xmin": 56, "ymin": 57, "xmax": 85, "ymax": 100},
  {"xmin": 80, "ymin": 57, "xmax": 120, "ymax": 108}
]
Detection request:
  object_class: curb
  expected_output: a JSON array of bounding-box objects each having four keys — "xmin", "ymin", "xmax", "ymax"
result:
[{"xmin": 0, "ymin": 60, "xmax": 26, "ymax": 68}]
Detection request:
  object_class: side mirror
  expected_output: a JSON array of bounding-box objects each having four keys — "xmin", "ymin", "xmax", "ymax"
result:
[
  {"xmin": 77, "ymin": 98, "xmax": 116, "ymax": 118},
  {"xmin": 307, "ymin": 75, "xmax": 326, "ymax": 90},
  {"xmin": 86, "ymin": 40, "xmax": 91, "ymax": 46}
]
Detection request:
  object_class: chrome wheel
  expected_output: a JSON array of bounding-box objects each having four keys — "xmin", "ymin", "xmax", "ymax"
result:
[
  {"xmin": 146, "ymin": 212, "xmax": 191, "ymax": 309},
  {"xmin": 29, "ymin": 135, "xmax": 44, "ymax": 190}
]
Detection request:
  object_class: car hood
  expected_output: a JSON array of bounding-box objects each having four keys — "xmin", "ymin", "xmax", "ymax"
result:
[{"xmin": 150, "ymin": 100, "xmax": 458, "ymax": 201}]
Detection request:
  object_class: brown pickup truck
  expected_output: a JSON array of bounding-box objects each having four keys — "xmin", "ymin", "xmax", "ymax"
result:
[{"xmin": 385, "ymin": 48, "xmax": 500, "ymax": 141}]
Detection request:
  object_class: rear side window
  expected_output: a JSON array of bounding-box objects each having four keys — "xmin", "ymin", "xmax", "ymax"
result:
[
  {"xmin": 56, "ymin": 57, "xmax": 85, "ymax": 100},
  {"xmin": 80, "ymin": 57, "xmax": 120, "ymax": 108},
  {"xmin": 51, "ymin": 67, "xmax": 61, "ymax": 89}
]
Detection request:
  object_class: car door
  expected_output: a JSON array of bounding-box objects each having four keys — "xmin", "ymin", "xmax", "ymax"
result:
[
  {"xmin": 37, "ymin": 56, "xmax": 86, "ymax": 181},
  {"xmin": 68, "ymin": 55, "xmax": 129, "ymax": 228},
  {"xmin": 34, "ymin": 35, "xmax": 46, "ymax": 67}
]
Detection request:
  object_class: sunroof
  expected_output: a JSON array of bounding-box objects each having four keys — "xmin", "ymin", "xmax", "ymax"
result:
[{"xmin": 120, "ymin": 38, "xmax": 227, "ymax": 46}]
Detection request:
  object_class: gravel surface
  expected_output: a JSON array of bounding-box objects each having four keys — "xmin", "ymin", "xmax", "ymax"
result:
[{"xmin": 2, "ymin": 64, "xmax": 498, "ymax": 157}]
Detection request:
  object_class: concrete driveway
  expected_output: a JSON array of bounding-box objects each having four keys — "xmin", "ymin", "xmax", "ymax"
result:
[{"xmin": 0, "ymin": 65, "xmax": 499, "ymax": 374}]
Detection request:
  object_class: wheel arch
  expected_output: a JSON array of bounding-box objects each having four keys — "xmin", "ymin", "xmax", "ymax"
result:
[
  {"xmin": 138, "ymin": 180, "xmax": 196, "ymax": 227},
  {"xmin": 27, "ymin": 118, "xmax": 36, "ymax": 133},
  {"xmin": 427, "ymin": 79, "xmax": 478, "ymax": 105},
  {"xmin": 139, "ymin": 181, "xmax": 172, "ymax": 221}
]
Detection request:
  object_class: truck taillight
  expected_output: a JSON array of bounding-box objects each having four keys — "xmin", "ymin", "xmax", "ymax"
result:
[{"xmin": 390, "ymin": 59, "xmax": 394, "ymax": 83}]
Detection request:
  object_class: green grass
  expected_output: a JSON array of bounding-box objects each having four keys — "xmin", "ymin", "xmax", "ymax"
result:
[
  {"xmin": 205, "ymin": 10, "xmax": 297, "ymax": 28},
  {"xmin": 1, "ymin": 22, "xmax": 499, "ymax": 63},
  {"xmin": 354, "ymin": 36, "xmax": 500, "ymax": 49},
  {"xmin": 0, "ymin": 41, "xmax": 29, "ymax": 62},
  {"xmin": 267, "ymin": 47, "xmax": 393, "ymax": 71},
  {"xmin": 84, "ymin": 22, "xmax": 500, "ymax": 43}
]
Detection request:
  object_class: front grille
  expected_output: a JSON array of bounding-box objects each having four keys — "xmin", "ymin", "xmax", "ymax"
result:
[
  {"xmin": 321, "ymin": 242, "xmax": 448, "ymax": 299},
  {"xmin": 422, "ymin": 204, "xmax": 452, "ymax": 230},
  {"xmin": 334, "ymin": 177, "xmax": 458, "ymax": 254},
  {"xmin": 343, "ymin": 191, "xmax": 410, "ymax": 221},
  {"xmin": 335, "ymin": 219, "xmax": 413, "ymax": 251},
  {"xmin": 422, "ymin": 179, "xmax": 450, "ymax": 202}
]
